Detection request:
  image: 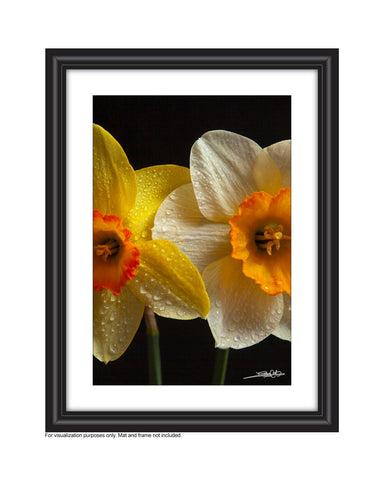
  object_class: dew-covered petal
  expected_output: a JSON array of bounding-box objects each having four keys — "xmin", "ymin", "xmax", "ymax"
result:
[
  {"xmin": 125, "ymin": 165, "xmax": 191, "ymax": 243},
  {"xmin": 273, "ymin": 293, "xmax": 291, "ymax": 341},
  {"xmin": 152, "ymin": 183, "xmax": 232, "ymax": 273},
  {"xmin": 93, "ymin": 124, "xmax": 137, "ymax": 219},
  {"xmin": 128, "ymin": 239, "xmax": 210, "ymax": 320},
  {"xmin": 190, "ymin": 130, "xmax": 280, "ymax": 222},
  {"xmin": 93, "ymin": 287, "xmax": 145, "ymax": 364},
  {"xmin": 202, "ymin": 255, "xmax": 284, "ymax": 349},
  {"xmin": 265, "ymin": 140, "xmax": 291, "ymax": 188},
  {"xmin": 252, "ymin": 149, "xmax": 282, "ymax": 196}
]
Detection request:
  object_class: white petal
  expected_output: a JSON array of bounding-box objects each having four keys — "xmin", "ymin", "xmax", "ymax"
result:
[
  {"xmin": 202, "ymin": 255, "xmax": 284, "ymax": 349},
  {"xmin": 273, "ymin": 293, "xmax": 291, "ymax": 341},
  {"xmin": 152, "ymin": 183, "xmax": 232, "ymax": 273},
  {"xmin": 190, "ymin": 130, "xmax": 264, "ymax": 222},
  {"xmin": 265, "ymin": 140, "xmax": 291, "ymax": 188},
  {"xmin": 93, "ymin": 287, "xmax": 145, "ymax": 364}
]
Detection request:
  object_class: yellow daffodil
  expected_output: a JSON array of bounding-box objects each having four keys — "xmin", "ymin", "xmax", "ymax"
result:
[
  {"xmin": 93, "ymin": 124, "xmax": 210, "ymax": 363},
  {"xmin": 152, "ymin": 130, "xmax": 291, "ymax": 349}
]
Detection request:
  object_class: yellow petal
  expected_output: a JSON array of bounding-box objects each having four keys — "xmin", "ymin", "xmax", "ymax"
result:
[
  {"xmin": 93, "ymin": 124, "xmax": 137, "ymax": 219},
  {"xmin": 128, "ymin": 239, "xmax": 210, "ymax": 319},
  {"xmin": 126, "ymin": 165, "xmax": 190, "ymax": 242},
  {"xmin": 93, "ymin": 287, "xmax": 145, "ymax": 364}
]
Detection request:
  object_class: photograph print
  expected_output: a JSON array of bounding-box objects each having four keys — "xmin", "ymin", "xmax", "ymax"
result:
[{"xmin": 92, "ymin": 95, "xmax": 291, "ymax": 387}]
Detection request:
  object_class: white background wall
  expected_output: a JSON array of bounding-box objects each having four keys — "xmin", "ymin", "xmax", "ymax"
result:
[{"xmin": 1, "ymin": 1, "xmax": 382, "ymax": 478}]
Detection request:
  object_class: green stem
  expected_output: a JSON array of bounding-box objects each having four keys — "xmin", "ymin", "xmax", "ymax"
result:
[
  {"xmin": 212, "ymin": 348, "xmax": 229, "ymax": 385},
  {"xmin": 144, "ymin": 307, "xmax": 162, "ymax": 385}
]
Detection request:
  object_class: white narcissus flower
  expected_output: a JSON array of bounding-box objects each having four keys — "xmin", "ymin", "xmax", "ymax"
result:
[{"xmin": 152, "ymin": 130, "xmax": 291, "ymax": 349}]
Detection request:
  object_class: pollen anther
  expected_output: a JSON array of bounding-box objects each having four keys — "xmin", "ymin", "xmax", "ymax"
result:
[
  {"xmin": 255, "ymin": 224, "xmax": 290, "ymax": 256},
  {"xmin": 94, "ymin": 239, "xmax": 120, "ymax": 262}
]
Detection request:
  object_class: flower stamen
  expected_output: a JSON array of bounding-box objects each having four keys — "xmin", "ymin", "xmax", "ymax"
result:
[
  {"xmin": 255, "ymin": 224, "xmax": 291, "ymax": 256},
  {"xmin": 94, "ymin": 239, "xmax": 120, "ymax": 262}
]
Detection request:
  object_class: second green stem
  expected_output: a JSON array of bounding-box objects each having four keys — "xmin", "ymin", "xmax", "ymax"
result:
[
  {"xmin": 212, "ymin": 348, "xmax": 229, "ymax": 385},
  {"xmin": 144, "ymin": 307, "xmax": 162, "ymax": 385}
]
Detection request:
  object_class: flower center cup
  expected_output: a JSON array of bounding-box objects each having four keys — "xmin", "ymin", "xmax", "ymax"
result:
[
  {"xmin": 229, "ymin": 188, "xmax": 291, "ymax": 296},
  {"xmin": 93, "ymin": 210, "xmax": 140, "ymax": 296}
]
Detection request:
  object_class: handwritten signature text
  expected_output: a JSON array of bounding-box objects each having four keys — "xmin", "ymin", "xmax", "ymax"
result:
[{"xmin": 243, "ymin": 369, "xmax": 285, "ymax": 380}]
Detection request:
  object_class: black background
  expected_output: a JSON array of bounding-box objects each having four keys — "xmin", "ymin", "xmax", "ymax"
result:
[{"xmin": 93, "ymin": 95, "xmax": 291, "ymax": 385}]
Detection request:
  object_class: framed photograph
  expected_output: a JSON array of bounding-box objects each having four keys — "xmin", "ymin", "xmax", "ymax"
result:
[{"xmin": 46, "ymin": 49, "xmax": 338, "ymax": 432}]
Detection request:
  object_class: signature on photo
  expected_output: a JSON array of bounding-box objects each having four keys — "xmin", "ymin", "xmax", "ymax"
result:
[{"xmin": 243, "ymin": 369, "xmax": 285, "ymax": 380}]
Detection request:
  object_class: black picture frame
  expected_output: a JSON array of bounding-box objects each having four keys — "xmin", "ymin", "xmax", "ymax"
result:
[{"xmin": 46, "ymin": 49, "xmax": 339, "ymax": 432}]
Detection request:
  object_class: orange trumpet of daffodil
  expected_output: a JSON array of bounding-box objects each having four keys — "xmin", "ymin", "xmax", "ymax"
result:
[
  {"xmin": 153, "ymin": 130, "xmax": 291, "ymax": 349},
  {"xmin": 93, "ymin": 124, "xmax": 210, "ymax": 363}
]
